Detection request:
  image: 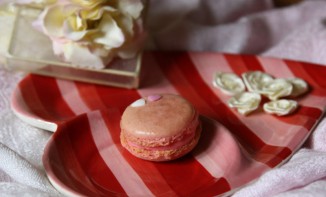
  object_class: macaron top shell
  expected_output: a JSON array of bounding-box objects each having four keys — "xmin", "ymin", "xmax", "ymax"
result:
[{"xmin": 120, "ymin": 94, "xmax": 196, "ymax": 138}]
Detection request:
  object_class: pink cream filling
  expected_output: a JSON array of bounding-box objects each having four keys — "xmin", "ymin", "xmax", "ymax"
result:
[
  {"xmin": 127, "ymin": 131, "xmax": 197, "ymax": 151},
  {"xmin": 125, "ymin": 115, "xmax": 199, "ymax": 151}
]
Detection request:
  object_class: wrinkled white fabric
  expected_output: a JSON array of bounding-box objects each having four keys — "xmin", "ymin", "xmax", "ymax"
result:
[{"xmin": 1, "ymin": 0, "xmax": 326, "ymax": 196}]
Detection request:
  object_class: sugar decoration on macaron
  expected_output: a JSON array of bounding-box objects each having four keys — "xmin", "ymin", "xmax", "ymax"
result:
[
  {"xmin": 130, "ymin": 98, "xmax": 146, "ymax": 107},
  {"xmin": 147, "ymin": 94, "xmax": 162, "ymax": 102}
]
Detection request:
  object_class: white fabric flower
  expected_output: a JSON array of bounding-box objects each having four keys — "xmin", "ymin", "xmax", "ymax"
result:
[
  {"xmin": 212, "ymin": 72, "xmax": 245, "ymax": 95},
  {"xmin": 287, "ymin": 78, "xmax": 309, "ymax": 97},
  {"xmin": 260, "ymin": 78, "xmax": 293, "ymax": 101},
  {"xmin": 242, "ymin": 71, "xmax": 274, "ymax": 93},
  {"xmin": 33, "ymin": 0, "xmax": 145, "ymax": 69},
  {"xmin": 263, "ymin": 99, "xmax": 298, "ymax": 116},
  {"xmin": 228, "ymin": 92, "xmax": 261, "ymax": 115}
]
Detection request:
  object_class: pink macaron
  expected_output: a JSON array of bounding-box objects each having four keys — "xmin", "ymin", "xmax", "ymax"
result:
[{"xmin": 120, "ymin": 94, "xmax": 201, "ymax": 161}]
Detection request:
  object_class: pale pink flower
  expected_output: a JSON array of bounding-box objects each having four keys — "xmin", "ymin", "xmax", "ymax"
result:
[{"xmin": 26, "ymin": 0, "xmax": 145, "ymax": 69}]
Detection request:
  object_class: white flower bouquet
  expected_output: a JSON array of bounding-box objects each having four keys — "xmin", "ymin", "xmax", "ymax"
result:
[{"xmin": 3, "ymin": 0, "xmax": 147, "ymax": 88}]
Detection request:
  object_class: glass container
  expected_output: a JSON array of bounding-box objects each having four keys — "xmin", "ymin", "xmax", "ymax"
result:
[{"xmin": 5, "ymin": 6, "xmax": 142, "ymax": 89}]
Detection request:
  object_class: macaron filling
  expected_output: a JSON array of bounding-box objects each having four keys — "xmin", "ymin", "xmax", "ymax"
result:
[
  {"xmin": 121, "ymin": 123, "xmax": 201, "ymax": 161},
  {"xmin": 123, "ymin": 121, "xmax": 199, "ymax": 151}
]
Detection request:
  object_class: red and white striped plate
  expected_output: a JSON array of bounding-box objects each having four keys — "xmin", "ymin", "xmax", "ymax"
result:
[{"xmin": 11, "ymin": 52, "xmax": 326, "ymax": 196}]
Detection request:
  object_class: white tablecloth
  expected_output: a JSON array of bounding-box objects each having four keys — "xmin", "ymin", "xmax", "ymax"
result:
[{"xmin": 1, "ymin": 0, "xmax": 326, "ymax": 196}]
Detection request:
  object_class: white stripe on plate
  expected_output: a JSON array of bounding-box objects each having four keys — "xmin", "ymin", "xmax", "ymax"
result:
[
  {"xmin": 87, "ymin": 111, "xmax": 154, "ymax": 196},
  {"xmin": 257, "ymin": 57, "xmax": 294, "ymax": 78},
  {"xmin": 56, "ymin": 79, "xmax": 90, "ymax": 115}
]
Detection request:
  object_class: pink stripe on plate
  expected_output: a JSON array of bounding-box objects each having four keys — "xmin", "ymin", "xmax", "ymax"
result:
[
  {"xmin": 238, "ymin": 114, "xmax": 307, "ymax": 149},
  {"xmin": 56, "ymin": 79, "xmax": 90, "ymax": 115},
  {"xmin": 87, "ymin": 111, "xmax": 154, "ymax": 196},
  {"xmin": 74, "ymin": 84, "xmax": 108, "ymax": 110},
  {"xmin": 299, "ymin": 95, "xmax": 326, "ymax": 110},
  {"xmin": 194, "ymin": 117, "xmax": 269, "ymax": 188},
  {"xmin": 188, "ymin": 52, "xmax": 239, "ymax": 105},
  {"xmin": 257, "ymin": 57, "xmax": 295, "ymax": 78},
  {"xmin": 193, "ymin": 117, "xmax": 237, "ymax": 178},
  {"xmin": 189, "ymin": 52, "xmax": 233, "ymax": 73}
]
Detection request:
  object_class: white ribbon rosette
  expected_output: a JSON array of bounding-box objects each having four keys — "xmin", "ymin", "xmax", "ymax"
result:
[
  {"xmin": 213, "ymin": 72, "xmax": 245, "ymax": 96},
  {"xmin": 228, "ymin": 92, "xmax": 261, "ymax": 115},
  {"xmin": 260, "ymin": 78, "xmax": 293, "ymax": 101},
  {"xmin": 263, "ymin": 99, "xmax": 298, "ymax": 116},
  {"xmin": 242, "ymin": 71, "xmax": 296, "ymax": 100},
  {"xmin": 242, "ymin": 71, "xmax": 274, "ymax": 93},
  {"xmin": 287, "ymin": 78, "xmax": 309, "ymax": 97}
]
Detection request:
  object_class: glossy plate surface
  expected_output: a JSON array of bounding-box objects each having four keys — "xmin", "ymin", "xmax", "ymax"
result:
[{"xmin": 11, "ymin": 52, "xmax": 326, "ymax": 196}]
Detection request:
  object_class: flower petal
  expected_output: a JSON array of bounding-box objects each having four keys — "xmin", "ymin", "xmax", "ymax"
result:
[
  {"xmin": 62, "ymin": 42, "xmax": 107, "ymax": 69},
  {"xmin": 62, "ymin": 16, "xmax": 88, "ymax": 41},
  {"xmin": 118, "ymin": 0, "xmax": 144, "ymax": 19},
  {"xmin": 93, "ymin": 13, "xmax": 125, "ymax": 48},
  {"xmin": 42, "ymin": 4, "xmax": 79, "ymax": 37}
]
